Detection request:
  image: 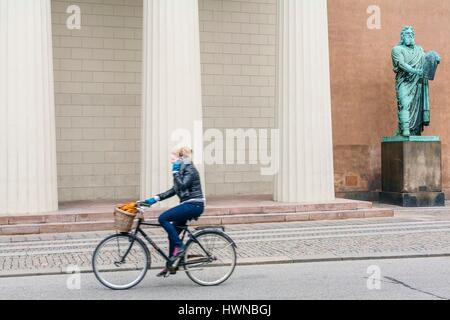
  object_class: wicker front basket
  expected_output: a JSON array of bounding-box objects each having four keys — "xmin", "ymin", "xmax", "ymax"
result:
[{"xmin": 114, "ymin": 206, "xmax": 137, "ymax": 233}]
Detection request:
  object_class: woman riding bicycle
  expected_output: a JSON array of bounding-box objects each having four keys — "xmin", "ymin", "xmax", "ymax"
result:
[{"xmin": 140, "ymin": 146, "xmax": 205, "ymax": 277}]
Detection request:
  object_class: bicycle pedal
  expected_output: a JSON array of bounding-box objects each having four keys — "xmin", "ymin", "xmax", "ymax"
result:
[{"xmin": 169, "ymin": 267, "xmax": 178, "ymax": 275}]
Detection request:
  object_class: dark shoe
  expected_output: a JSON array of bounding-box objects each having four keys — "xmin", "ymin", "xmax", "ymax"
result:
[{"xmin": 156, "ymin": 267, "xmax": 169, "ymax": 278}]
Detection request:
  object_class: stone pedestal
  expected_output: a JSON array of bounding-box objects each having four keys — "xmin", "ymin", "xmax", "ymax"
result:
[{"xmin": 380, "ymin": 136, "xmax": 445, "ymax": 207}]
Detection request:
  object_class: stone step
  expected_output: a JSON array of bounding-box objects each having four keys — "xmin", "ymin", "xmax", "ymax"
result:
[
  {"xmin": 0, "ymin": 200, "xmax": 373, "ymax": 226},
  {"xmin": 0, "ymin": 208, "xmax": 393, "ymax": 236}
]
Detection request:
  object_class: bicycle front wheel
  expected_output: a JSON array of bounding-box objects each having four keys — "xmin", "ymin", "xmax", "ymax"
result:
[
  {"xmin": 183, "ymin": 230, "xmax": 236, "ymax": 286},
  {"xmin": 92, "ymin": 233, "xmax": 150, "ymax": 290}
]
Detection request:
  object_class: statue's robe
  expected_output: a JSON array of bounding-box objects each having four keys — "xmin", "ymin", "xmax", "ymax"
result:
[{"xmin": 391, "ymin": 44, "xmax": 430, "ymax": 135}]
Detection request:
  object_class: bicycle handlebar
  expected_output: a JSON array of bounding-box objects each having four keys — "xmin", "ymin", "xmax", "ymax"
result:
[{"xmin": 136, "ymin": 201, "xmax": 151, "ymax": 208}]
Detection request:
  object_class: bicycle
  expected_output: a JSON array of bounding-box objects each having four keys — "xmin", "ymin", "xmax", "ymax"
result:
[{"xmin": 92, "ymin": 202, "xmax": 237, "ymax": 290}]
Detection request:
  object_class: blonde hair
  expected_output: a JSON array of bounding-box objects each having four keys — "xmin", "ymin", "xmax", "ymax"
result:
[{"xmin": 173, "ymin": 146, "xmax": 193, "ymax": 159}]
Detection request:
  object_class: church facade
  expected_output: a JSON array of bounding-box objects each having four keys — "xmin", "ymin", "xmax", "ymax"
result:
[{"xmin": 1, "ymin": 0, "xmax": 449, "ymax": 214}]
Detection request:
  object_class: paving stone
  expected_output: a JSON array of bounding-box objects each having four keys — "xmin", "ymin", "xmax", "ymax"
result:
[
  {"xmin": 297, "ymin": 203, "xmax": 357, "ymax": 212},
  {"xmin": 45, "ymin": 215, "xmax": 77, "ymax": 223},
  {"xmin": 309, "ymin": 212, "xmax": 340, "ymax": 221},
  {"xmin": 24, "ymin": 236, "xmax": 42, "ymax": 242},
  {"xmin": 192, "ymin": 216, "xmax": 222, "ymax": 226},
  {"xmin": 0, "ymin": 225, "xmax": 40, "ymax": 236},
  {"xmin": 229, "ymin": 207, "xmax": 263, "ymax": 215},
  {"xmin": 364, "ymin": 209, "xmax": 394, "ymax": 218},
  {"xmin": 262, "ymin": 205, "xmax": 296, "ymax": 214},
  {"xmin": 221, "ymin": 213, "xmax": 286, "ymax": 225},
  {"xmin": 0, "ymin": 237, "xmax": 11, "ymax": 243},
  {"xmin": 7, "ymin": 216, "xmax": 47, "ymax": 225},
  {"xmin": 75, "ymin": 213, "xmax": 114, "ymax": 222},
  {"xmin": 285, "ymin": 213, "xmax": 310, "ymax": 222},
  {"xmin": 10, "ymin": 237, "xmax": 28, "ymax": 243},
  {"xmin": 69, "ymin": 222, "xmax": 114, "ymax": 232},
  {"xmin": 0, "ymin": 217, "xmax": 9, "ymax": 225},
  {"xmin": 39, "ymin": 224, "xmax": 73, "ymax": 234},
  {"xmin": 204, "ymin": 208, "xmax": 231, "ymax": 216},
  {"xmin": 337, "ymin": 211, "xmax": 365, "ymax": 220}
]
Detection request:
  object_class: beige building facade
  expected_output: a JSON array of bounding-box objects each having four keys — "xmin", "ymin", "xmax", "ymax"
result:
[
  {"xmin": 2, "ymin": 0, "xmax": 449, "ymax": 215},
  {"xmin": 50, "ymin": 0, "xmax": 335, "ymax": 206},
  {"xmin": 51, "ymin": 0, "xmax": 279, "ymax": 202}
]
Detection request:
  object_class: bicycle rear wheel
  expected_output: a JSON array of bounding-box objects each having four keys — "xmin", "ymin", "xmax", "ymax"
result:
[
  {"xmin": 92, "ymin": 233, "xmax": 149, "ymax": 290},
  {"xmin": 183, "ymin": 230, "xmax": 236, "ymax": 286}
]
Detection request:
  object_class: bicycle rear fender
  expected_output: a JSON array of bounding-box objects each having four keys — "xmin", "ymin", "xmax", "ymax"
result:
[{"xmin": 195, "ymin": 225, "xmax": 225, "ymax": 232}]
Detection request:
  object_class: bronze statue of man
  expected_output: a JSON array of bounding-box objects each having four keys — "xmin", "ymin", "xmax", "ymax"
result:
[{"xmin": 391, "ymin": 26, "xmax": 441, "ymax": 136}]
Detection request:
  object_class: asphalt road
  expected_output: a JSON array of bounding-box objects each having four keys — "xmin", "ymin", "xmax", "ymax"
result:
[{"xmin": 2, "ymin": 257, "xmax": 450, "ymax": 300}]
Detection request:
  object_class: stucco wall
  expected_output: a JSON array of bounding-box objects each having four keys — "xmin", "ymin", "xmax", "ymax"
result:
[{"xmin": 328, "ymin": 0, "xmax": 450, "ymax": 199}]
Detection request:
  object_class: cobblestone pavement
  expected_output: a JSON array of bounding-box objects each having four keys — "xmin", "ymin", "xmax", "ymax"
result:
[{"xmin": 2, "ymin": 211, "xmax": 450, "ymax": 277}]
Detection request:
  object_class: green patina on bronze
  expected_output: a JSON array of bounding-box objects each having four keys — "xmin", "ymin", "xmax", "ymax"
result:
[{"xmin": 391, "ymin": 26, "xmax": 441, "ymax": 137}]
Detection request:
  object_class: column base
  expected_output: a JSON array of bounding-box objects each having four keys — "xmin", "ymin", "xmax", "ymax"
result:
[{"xmin": 379, "ymin": 191, "xmax": 445, "ymax": 207}]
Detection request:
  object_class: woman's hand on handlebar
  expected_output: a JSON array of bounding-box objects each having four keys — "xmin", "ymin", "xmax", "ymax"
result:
[
  {"xmin": 135, "ymin": 201, "xmax": 148, "ymax": 207},
  {"xmin": 137, "ymin": 196, "xmax": 160, "ymax": 207}
]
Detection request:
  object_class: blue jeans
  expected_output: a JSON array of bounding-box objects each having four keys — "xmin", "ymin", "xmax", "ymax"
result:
[{"xmin": 158, "ymin": 202, "xmax": 204, "ymax": 257}]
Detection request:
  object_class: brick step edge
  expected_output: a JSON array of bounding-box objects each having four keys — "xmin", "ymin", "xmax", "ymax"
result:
[
  {"xmin": 0, "ymin": 209, "xmax": 394, "ymax": 236},
  {"xmin": 0, "ymin": 202, "xmax": 373, "ymax": 226}
]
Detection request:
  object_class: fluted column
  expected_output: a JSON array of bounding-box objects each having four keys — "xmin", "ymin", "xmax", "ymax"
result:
[
  {"xmin": 141, "ymin": 0, "xmax": 204, "ymax": 206},
  {"xmin": 275, "ymin": 0, "xmax": 335, "ymax": 203},
  {"xmin": 0, "ymin": 0, "xmax": 58, "ymax": 214}
]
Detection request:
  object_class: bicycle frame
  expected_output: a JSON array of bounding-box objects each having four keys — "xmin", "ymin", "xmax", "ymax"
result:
[{"xmin": 119, "ymin": 207, "xmax": 216, "ymax": 268}]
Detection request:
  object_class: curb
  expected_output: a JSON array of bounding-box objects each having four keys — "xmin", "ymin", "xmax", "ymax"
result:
[{"xmin": 1, "ymin": 252, "xmax": 449, "ymax": 279}]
